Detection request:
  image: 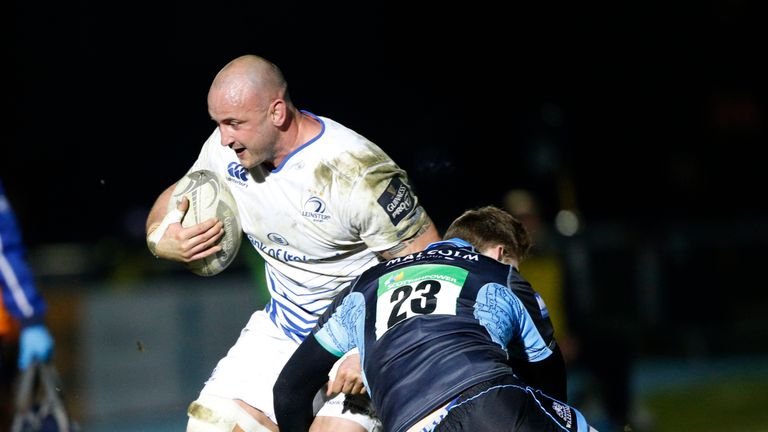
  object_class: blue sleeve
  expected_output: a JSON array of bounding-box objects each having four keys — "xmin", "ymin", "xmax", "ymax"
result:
[
  {"xmin": 475, "ymin": 283, "xmax": 552, "ymax": 362},
  {"xmin": 313, "ymin": 290, "xmax": 361, "ymax": 357},
  {"xmin": 0, "ymin": 181, "xmax": 47, "ymax": 327}
]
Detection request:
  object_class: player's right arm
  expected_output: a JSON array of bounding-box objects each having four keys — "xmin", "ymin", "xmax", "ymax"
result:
[
  {"xmin": 275, "ymin": 285, "xmax": 359, "ymax": 429},
  {"xmin": 145, "ymin": 182, "xmax": 224, "ymax": 263},
  {"xmin": 273, "ymin": 335, "xmax": 339, "ymax": 431}
]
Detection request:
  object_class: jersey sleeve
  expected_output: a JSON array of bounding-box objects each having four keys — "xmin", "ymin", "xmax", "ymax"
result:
[
  {"xmin": 506, "ymin": 293, "xmax": 555, "ymax": 363},
  {"xmin": 474, "ymin": 282, "xmax": 553, "ymax": 363},
  {"xmin": 0, "ymin": 182, "xmax": 47, "ymax": 327},
  {"xmin": 506, "ymin": 268, "xmax": 557, "ymax": 352},
  {"xmin": 346, "ymin": 162, "xmax": 431, "ymax": 253},
  {"xmin": 503, "ymin": 268, "xmax": 566, "ymax": 398},
  {"xmin": 273, "ymin": 334, "xmax": 339, "ymax": 431},
  {"xmin": 314, "ymin": 283, "xmax": 354, "ymax": 332},
  {"xmin": 312, "ymin": 287, "xmax": 359, "ymax": 357}
]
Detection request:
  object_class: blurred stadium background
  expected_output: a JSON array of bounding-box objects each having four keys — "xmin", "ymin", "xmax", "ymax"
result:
[{"xmin": 8, "ymin": 1, "xmax": 767, "ymax": 431}]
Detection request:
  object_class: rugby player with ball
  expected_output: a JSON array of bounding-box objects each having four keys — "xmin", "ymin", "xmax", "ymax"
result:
[{"xmin": 145, "ymin": 55, "xmax": 441, "ymax": 432}]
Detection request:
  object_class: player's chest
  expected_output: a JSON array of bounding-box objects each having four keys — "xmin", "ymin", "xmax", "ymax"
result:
[{"xmin": 227, "ymin": 174, "xmax": 354, "ymax": 251}]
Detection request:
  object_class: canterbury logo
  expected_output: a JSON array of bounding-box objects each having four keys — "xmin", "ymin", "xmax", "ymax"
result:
[{"xmin": 227, "ymin": 162, "xmax": 249, "ymax": 181}]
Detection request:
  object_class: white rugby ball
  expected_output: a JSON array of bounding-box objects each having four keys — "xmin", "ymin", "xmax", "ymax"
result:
[{"xmin": 169, "ymin": 169, "xmax": 242, "ymax": 277}]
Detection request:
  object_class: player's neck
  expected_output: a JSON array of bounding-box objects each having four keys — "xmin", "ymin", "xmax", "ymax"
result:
[
  {"xmin": 271, "ymin": 111, "xmax": 320, "ymax": 168},
  {"xmin": 296, "ymin": 111, "xmax": 321, "ymax": 145}
]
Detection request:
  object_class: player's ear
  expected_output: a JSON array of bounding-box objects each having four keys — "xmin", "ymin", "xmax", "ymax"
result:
[
  {"xmin": 270, "ymin": 99, "xmax": 286, "ymax": 126},
  {"xmin": 480, "ymin": 244, "xmax": 505, "ymax": 262}
]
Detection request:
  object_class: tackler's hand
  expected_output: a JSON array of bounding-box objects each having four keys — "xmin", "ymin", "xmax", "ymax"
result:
[
  {"xmin": 327, "ymin": 351, "xmax": 366, "ymax": 396},
  {"xmin": 146, "ymin": 196, "xmax": 224, "ymax": 262}
]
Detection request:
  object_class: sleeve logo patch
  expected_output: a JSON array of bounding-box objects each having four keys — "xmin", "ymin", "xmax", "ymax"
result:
[{"xmin": 377, "ymin": 177, "xmax": 414, "ymax": 226}]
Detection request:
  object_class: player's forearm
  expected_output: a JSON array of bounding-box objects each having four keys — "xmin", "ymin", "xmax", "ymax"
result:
[
  {"xmin": 508, "ymin": 343, "xmax": 567, "ymax": 401},
  {"xmin": 274, "ymin": 337, "xmax": 338, "ymax": 430},
  {"xmin": 146, "ymin": 183, "xmax": 177, "ymax": 235}
]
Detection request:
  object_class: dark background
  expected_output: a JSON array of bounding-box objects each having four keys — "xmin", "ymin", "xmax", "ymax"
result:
[{"xmin": 8, "ymin": 1, "xmax": 765, "ymax": 245}]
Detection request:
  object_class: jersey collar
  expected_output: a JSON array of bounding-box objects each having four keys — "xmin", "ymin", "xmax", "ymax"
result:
[{"xmin": 424, "ymin": 238, "xmax": 475, "ymax": 252}]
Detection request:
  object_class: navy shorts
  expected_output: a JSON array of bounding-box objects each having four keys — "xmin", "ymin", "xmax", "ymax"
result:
[{"xmin": 434, "ymin": 374, "xmax": 594, "ymax": 432}]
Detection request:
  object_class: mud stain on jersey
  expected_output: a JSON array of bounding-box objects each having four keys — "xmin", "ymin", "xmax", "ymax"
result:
[{"xmin": 187, "ymin": 401, "xmax": 218, "ymax": 422}]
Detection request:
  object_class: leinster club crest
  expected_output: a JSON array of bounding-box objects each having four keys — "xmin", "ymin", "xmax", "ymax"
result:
[{"xmin": 302, "ymin": 196, "xmax": 330, "ymax": 222}]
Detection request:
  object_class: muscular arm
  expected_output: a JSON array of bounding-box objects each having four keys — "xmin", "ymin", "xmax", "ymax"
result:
[
  {"xmin": 379, "ymin": 218, "xmax": 441, "ymax": 260},
  {"xmin": 145, "ymin": 183, "xmax": 177, "ymax": 235},
  {"xmin": 273, "ymin": 335, "xmax": 339, "ymax": 431}
]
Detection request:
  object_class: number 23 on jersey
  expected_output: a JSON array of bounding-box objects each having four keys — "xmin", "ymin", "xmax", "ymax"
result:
[{"xmin": 375, "ymin": 264, "xmax": 468, "ymax": 339}]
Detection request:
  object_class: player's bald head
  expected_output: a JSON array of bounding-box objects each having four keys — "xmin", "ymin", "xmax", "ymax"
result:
[{"xmin": 209, "ymin": 55, "xmax": 288, "ymax": 107}]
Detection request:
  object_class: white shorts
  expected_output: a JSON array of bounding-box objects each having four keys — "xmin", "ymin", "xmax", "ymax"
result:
[{"xmin": 197, "ymin": 309, "xmax": 380, "ymax": 430}]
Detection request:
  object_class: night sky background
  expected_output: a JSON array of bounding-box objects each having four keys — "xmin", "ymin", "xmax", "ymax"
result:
[{"xmin": 7, "ymin": 1, "xmax": 765, "ymax": 248}]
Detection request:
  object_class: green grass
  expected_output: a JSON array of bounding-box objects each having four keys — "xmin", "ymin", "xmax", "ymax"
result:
[{"xmin": 642, "ymin": 377, "xmax": 768, "ymax": 432}]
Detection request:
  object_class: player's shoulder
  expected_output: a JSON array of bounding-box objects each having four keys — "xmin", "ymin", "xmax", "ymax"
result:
[
  {"xmin": 447, "ymin": 249, "xmax": 518, "ymax": 288},
  {"xmin": 315, "ymin": 115, "xmax": 394, "ymax": 169}
]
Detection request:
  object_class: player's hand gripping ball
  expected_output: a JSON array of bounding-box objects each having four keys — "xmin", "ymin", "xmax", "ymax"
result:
[{"xmin": 169, "ymin": 170, "xmax": 242, "ymax": 276}]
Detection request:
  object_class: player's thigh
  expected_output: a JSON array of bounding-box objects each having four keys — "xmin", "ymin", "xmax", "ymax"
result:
[
  {"xmin": 310, "ymin": 416, "xmax": 368, "ymax": 432},
  {"xmin": 197, "ymin": 310, "xmax": 298, "ymax": 423},
  {"xmin": 186, "ymin": 394, "xmax": 277, "ymax": 432},
  {"xmin": 313, "ymin": 391, "xmax": 381, "ymax": 432}
]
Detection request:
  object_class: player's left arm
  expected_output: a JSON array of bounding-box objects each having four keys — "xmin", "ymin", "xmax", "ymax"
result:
[
  {"xmin": 146, "ymin": 183, "xmax": 224, "ymax": 262},
  {"xmin": 504, "ymin": 271, "xmax": 568, "ymax": 401},
  {"xmin": 379, "ymin": 218, "xmax": 441, "ymax": 260},
  {"xmin": 350, "ymin": 163, "xmax": 442, "ymax": 261},
  {"xmin": 509, "ymin": 342, "xmax": 567, "ymax": 401}
]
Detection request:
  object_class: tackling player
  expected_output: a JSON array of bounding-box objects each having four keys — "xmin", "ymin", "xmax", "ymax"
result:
[{"xmin": 274, "ymin": 206, "xmax": 596, "ymax": 432}]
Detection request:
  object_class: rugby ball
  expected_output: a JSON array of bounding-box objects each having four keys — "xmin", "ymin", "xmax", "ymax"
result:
[{"xmin": 169, "ymin": 169, "xmax": 242, "ymax": 276}]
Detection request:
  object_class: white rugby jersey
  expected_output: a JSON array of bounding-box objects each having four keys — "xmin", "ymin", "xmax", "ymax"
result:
[{"xmin": 189, "ymin": 111, "xmax": 430, "ymax": 342}]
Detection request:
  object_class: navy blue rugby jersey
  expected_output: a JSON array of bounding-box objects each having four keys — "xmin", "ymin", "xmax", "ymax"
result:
[{"xmin": 312, "ymin": 238, "xmax": 556, "ymax": 432}]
